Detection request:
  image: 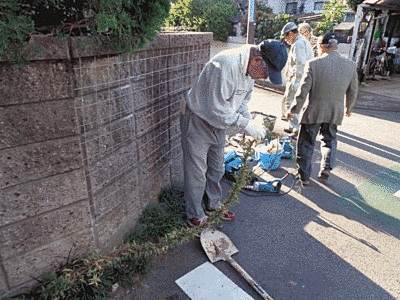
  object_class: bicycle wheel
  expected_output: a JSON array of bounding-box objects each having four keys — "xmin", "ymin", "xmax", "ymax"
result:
[
  {"xmin": 367, "ymin": 60, "xmax": 377, "ymax": 78},
  {"xmin": 381, "ymin": 59, "xmax": 390, "ymax": 76}
]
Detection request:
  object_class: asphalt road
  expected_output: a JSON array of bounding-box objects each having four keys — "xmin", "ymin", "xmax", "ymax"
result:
[{"xmin": 111, "ymin": 83, "xmax": 400, "ymax": 300}]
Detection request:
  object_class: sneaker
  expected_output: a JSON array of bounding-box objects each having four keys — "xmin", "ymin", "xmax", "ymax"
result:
[
  {"xmin": 296, "ymin": 171, "xmax": 309, "ymax": 186},
  {"xmin": 301, "ymin": 180, "xmax": 310, "ymax": 186},
  {"xmin": 318, "ymin": 169, "xmax": 330, "ymax": 179},
  {"xmin": 220, "ymin": 210, "xmax": 235, "ymax": 220},
  {"xmin": 281, "ymin": 116, "xmax": 287, "ymax": 121},
  {"xmin": 284, "ymin": 128, "xmax": 293, "ymax": 134},
  {"xmin": 187, "ymin": 216, "xmax": 208, "ymax": 227}
]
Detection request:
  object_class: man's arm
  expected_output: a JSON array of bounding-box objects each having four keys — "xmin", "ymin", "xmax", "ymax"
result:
[
  {"xmin": 288, "ymin": 61, "xmax": 312, "ymax": 117},
  {"xmin": 345, "ymin": 67, "xmax": 359, "ymax": 116},
  {"xmin": 237, "ymin": 88, "xmax": 253, "ymax": 120},
  {"xmin": 292, "ymin": 41, "xmax": 309, "ymax": 81}
]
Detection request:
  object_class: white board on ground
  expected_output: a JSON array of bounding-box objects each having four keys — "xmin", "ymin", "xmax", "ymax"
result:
[{"xmin": 175, "ymin": 261, "xmax": 254, "ymax": 300}]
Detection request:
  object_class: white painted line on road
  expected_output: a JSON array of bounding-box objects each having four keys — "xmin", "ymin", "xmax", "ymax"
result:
[
  {"xmin": 394, "ymin": 190, "xmax": 400, "ymax": 198},
  {"xmin": 175, "ymin": 262, "xmax": 254, "ymax": 300}
]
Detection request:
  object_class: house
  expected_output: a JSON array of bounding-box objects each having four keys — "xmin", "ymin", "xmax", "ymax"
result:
[
  {"xmin": 348, "ymin": 0, "xmax": 400, "ymax": 81},
  {"xmin": 262, "ymin": 0, "xmax": 331, "ymax": 15}
]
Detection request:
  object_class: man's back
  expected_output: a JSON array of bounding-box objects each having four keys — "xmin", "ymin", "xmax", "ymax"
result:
[
  {"xmin": 293, "ymin": 51, "xmax": 358, "ymax": 125},
  {"xmin": 308, "ymin": 52, "xmax": 357, "ymax": 102}
]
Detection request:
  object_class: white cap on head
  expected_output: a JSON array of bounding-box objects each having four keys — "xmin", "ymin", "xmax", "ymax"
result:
[
  {"xmin": 298, "ymin": 23, "xmax": 312, "ymax": 33},
  {"xmin": 281, "ymin": 22, "xmax": 297, "ymax": 37}
]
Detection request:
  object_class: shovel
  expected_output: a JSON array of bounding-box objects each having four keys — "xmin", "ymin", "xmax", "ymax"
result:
[{"xmin": 200, "ymin": 228, "xmax": 274, "ymax": 300}]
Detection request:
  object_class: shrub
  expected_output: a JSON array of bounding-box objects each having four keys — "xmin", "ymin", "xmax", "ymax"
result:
[
  {"xmin": 0, "ymin": 1, "xmax": 34, "ymax": 65},
  {"xmin": 257, "ymin": 14, "xmax": 295, "ymax": 40},
  {"xmin": 200, "ymin": 1, "xmax": 236, "ymax": 41},
  {"xmin": 0, "ymin": 0, "xmax": 171, "ymax": 64},
  {"xmin": 165, "ymin": 0, "xmax": 236, "ymax": 42}
]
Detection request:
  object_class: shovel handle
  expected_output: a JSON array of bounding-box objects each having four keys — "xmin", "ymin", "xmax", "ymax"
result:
[{"xmin": 226, "ymin": 257, "xmax": 274, "ymax": 300}]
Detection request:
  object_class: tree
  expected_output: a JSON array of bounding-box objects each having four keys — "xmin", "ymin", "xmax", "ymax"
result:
[
  {"xmin": 314, "ymin": 0, "xmax": 348, "ymax": 35},
  {"xmin": 257, "ymin": 14, "xmax": 295, "ymax": 40},
  {"xmin": 200, "ymin": 1, "xmax": 237, "ymax": 41},
  {"xmin": 347, "ymin": 0, "xmax": 364, "ymax": 12},
  {"xmin": 165, "ymin": 0, "xmax": 194, "ymax": 28}
]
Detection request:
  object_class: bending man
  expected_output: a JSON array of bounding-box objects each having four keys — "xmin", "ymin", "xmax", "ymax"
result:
[{"xmin": 181, "ymin": 40, "xmax": 288, "ymax": 226}]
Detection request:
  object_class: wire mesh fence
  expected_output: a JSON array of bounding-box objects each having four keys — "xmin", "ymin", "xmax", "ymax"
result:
[{"xmin": 74, "ymin": 42, "xmax": 209, "ymax": 221}]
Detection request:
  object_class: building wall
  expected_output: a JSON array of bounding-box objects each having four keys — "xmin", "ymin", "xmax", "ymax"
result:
[
  {"xmin": 0, "ymin": 32, "xmax": 211, "ymax": 297},
  {"xmin": 266, "ymin": 0, "xmax": 329, "ymax": 14}
]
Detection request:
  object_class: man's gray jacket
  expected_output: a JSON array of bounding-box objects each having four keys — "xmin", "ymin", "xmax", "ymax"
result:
[
  {"xmin": 290, "ymin": 51, "xmax": 358, "ymax": 125},
  {"xmin": 186, "ymin": 45, "xmax": 254, "ymax": 131}
]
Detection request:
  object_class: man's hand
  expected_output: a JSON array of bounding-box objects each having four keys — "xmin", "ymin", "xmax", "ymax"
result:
[
  {"xmin": 286, "ymin": 112, "xmax": 294, "ymax": 120},
  {"xmin": 245, "ymin": 119, "xmax": 266, "ymax": 140},
  {"xmin": 346, "ymin": 113, "xmax": 351, "ymax": 117}
]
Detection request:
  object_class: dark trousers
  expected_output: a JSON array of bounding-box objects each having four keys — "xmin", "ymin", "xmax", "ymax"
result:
[{"xmin": 296, "ymin": 123, "xmax": 337, "ymax": 180}]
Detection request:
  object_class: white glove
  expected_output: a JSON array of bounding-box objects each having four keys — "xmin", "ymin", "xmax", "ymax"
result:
[{"xmin": 245, "ymin": 119, "xmax": 266, "ymax": 140}]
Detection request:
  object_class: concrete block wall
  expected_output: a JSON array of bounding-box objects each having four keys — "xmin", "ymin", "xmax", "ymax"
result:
[{"xmin": 0, "ymin": 32, "xmax": 212, "ymax": 296}]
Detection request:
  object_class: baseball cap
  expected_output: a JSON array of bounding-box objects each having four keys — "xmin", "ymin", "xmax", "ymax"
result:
[
  {"xmin": 259, "ymin": 39, "xmax": 288, "ymax": 85},
  {"xmin": 319, "ymin": 32, "xmax": 339, "ymax": 45},
  {"xmin": 281, "ymin": 22, "xmax": 298, "ymax": 37}
]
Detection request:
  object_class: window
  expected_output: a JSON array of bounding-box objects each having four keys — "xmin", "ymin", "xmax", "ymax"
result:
[
  {"xmin": 286, "ymin": 2, "xmax": 297, "ymax": 14},
  {"xmin": 344, "ymin": 14, "xmax": 355, "ymax": 22},
  {"xmin": 314, "ymin": 1, "xmax": 328, "ymax": 10}
]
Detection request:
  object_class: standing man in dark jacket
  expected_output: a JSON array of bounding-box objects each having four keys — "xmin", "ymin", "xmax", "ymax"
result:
[{"xmin": 286, "ymin": 32, "xmax": 358, "ymax": 185}]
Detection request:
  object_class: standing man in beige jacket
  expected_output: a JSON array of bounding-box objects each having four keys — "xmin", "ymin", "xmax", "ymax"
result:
[
  {"xmin": 298, "ymin": 23, "xmax": 318, "ymax": 57},
  {"xmin": 286, "ymin": 32, "xmax": 359, "ymax": 185},
  {"xmin": 281, "ymin": 22, "xmax": 314, "ymax": 138}
]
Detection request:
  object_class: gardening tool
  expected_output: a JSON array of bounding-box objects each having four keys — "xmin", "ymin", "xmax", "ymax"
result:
[
  {"xmin": 200, "ymin": 228, "xmax": 274, "ymax": 300},
  {"xmin": 243, "ymin": 180, "xmax": 282, "ymax": 193}
]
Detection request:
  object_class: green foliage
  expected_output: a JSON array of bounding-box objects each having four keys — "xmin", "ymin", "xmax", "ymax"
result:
[
  {"xmin": 0, "ymin": 1, "xmax": 34, "ymax": 65},
  {"xmin": 347, "ymin": 0, "xmax": 364, "ymax": 12},
  {"xmin": 223, "ymin": 136, "xmax": 255, "ymax": 206},
  {"xmin": 165, "ymin": 0, "xmax": 194, "ymax": 27},
  {"xmin": 314, "ymin": 0, "xmax": 348, "ymax": 35},
  {"xmin": 166, "ymin": 0, "xmax": 236, "ymax": 41},
  {"xmin": 94, "ymin": 0, "xmax": 171, "ymax": 52},
  {"xmin": 240, "ymin": 0, "xmax": 273, "ymax": 38},
  {"xmin": 200, "ymin": 1, "xmax": 236, "ymax": 41},
  {"xmin": 0, "ymin": 0, "xmax": 171, "ymax": 64},
  {"xmin": 125, "ymin": 183, "xmax": 186, "ymax": 244},
  {"xmin": 256, "ymin": 0, "xmax": 273, "ymax": 15},
  {"xmin": 257, "ymin": 14, "xmax": 295, "ymax": 40}
]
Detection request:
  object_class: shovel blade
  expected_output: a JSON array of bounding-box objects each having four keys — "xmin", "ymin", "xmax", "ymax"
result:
[{"xmin": 200, "ymin": 229, "xmax": 239, "ymax": 263}]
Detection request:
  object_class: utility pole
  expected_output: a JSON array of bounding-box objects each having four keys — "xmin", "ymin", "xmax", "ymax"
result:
[{"xmin": 246, "ymin": 0, "xmax": 256, "ymax": 44}]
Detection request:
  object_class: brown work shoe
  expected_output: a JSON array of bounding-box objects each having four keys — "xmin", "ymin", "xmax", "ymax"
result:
[
  {"xmin": 187, "ymin": 216, "xmax": 208, "ymax": 227},
  {"xmin": 205, "ymin": 204, "xmax": 235, "ymax": 221}
]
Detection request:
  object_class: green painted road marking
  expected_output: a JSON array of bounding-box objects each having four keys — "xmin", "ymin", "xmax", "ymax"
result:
[{"xmin": 338, "ymin": 161, "xmax": 400, "ymax": 235}]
